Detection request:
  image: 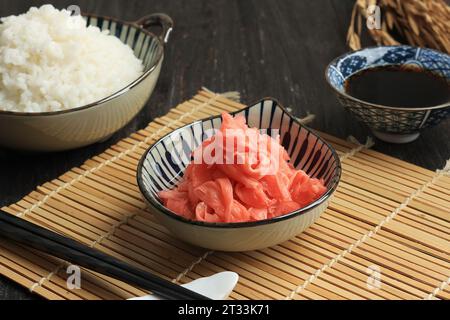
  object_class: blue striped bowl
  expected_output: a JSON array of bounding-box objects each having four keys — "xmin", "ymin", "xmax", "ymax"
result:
[
  {"xmin": 137, "ymin": 99, "xmax": 341, "ymax": 251},
  {"xmin": 0, "ymin": 13, "xmax": 173, "ymax": 151}
]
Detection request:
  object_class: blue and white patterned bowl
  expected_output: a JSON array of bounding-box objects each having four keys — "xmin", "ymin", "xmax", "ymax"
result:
[
  {"xmin": 326, "ymin": 46, "xmax": 450, "ymax": 143},
  {"xmin": 137, "ymin": 99, "xmax": 341, "ymax": 251},
  {"xmin": 0, "ymin": 13, "xmax": 173, "ymax": 151}
]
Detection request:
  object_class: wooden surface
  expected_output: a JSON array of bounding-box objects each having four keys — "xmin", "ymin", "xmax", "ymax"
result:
[{"xmin": 0, "ymin": 0, "xmax": 448, "ymax": 300}]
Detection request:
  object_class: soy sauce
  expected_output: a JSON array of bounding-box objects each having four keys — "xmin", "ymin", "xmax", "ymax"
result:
[{"xmin": 345, "ymin": 66, "xmax": 449, "ymax": 108}]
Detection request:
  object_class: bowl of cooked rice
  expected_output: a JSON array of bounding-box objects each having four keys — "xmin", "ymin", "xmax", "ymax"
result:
[{"xmin": 0, "ymin": 5, "xmax": 173, "ymax": 151}]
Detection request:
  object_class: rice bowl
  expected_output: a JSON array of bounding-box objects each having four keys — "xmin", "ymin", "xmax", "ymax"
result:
[
  {"xmin": 0, "ymin": 7, "xmax": 173, "ymax": 151},
  {"xmin": 0, "ymin": 5, "xmax": 144, "ymax": 113}
]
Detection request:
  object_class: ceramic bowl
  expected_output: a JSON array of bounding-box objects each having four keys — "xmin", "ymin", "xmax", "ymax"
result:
[
  {"xmin": 326, "ymin": 45, "xmax": 450, "ymax": 143},
  {"xmin": 137, "ymin": 99, "xmax": 341, "ymax": 252},
  {"xmin": 0, "ymin": 13, "xmax": 173, "ymax": 151}
]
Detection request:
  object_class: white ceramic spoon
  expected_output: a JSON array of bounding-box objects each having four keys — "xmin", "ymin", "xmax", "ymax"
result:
[{"xmin": 129, "ymin": 272, "xmax": 239, "ymax": 300}]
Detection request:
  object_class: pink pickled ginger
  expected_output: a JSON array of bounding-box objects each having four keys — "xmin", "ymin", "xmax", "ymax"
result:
[{"xmin": 159, "ymin": 113, "xmax": 327, "ymax": 223}]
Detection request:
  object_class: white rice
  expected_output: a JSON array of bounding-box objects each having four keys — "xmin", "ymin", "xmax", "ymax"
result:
[{"xmin": 0, "ymin": 5, "xmax": 144, "ymax": 112}]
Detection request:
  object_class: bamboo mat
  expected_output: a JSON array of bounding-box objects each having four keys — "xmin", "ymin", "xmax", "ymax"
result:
[{"xmin": 1, "ymin": 89, "xmax": 449, "ymax": 300}]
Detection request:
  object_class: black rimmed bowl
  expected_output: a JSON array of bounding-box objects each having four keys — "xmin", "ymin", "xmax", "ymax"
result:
[
  {"xmin": 326, "ymin": 45, "xmax": 450, "ymax": 144},
  {"xmin": 0, "ymin": 13, "xmax": 173, "ymax": 151},
  {"xmin": 137, "ymin": 99, "xmax": 341, "ymax": 252}
]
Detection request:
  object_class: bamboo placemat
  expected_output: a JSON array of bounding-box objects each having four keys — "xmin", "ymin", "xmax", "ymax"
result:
[{"xmin": 1, "ymin": 89, "xmax": 449, "ymax": 300}]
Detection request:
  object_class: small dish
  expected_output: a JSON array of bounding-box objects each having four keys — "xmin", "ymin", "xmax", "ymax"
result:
[
  {"xmin": 137, "ymin": 99, "xmax": 341, "ymax": 252},
  {"xmin": 0, "ymin": 13, "xmax": 173, "ymax": 151},
  {"xmin": 326, "ymin": 45, "xmax": 450, "ymax": 143}
]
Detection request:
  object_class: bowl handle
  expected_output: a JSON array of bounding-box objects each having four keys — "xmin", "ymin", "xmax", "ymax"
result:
[{"xmin": 134, "ymin": 13, "xmax": 173, "ymax": 44}]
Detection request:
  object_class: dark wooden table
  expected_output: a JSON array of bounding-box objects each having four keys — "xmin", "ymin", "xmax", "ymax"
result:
[{"xmin": 0, "ymin": 0, "xmax": 448, "ymax": 300}]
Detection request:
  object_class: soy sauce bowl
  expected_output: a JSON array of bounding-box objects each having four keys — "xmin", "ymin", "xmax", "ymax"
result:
[{"xmin": 326, "ymin": 45, "xmax": 450, "ymax": 143}]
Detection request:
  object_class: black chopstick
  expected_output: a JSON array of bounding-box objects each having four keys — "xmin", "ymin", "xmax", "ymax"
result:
[{"xmin": 0, "ymin": 210, "xmax": 210, "ymax": 300}]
